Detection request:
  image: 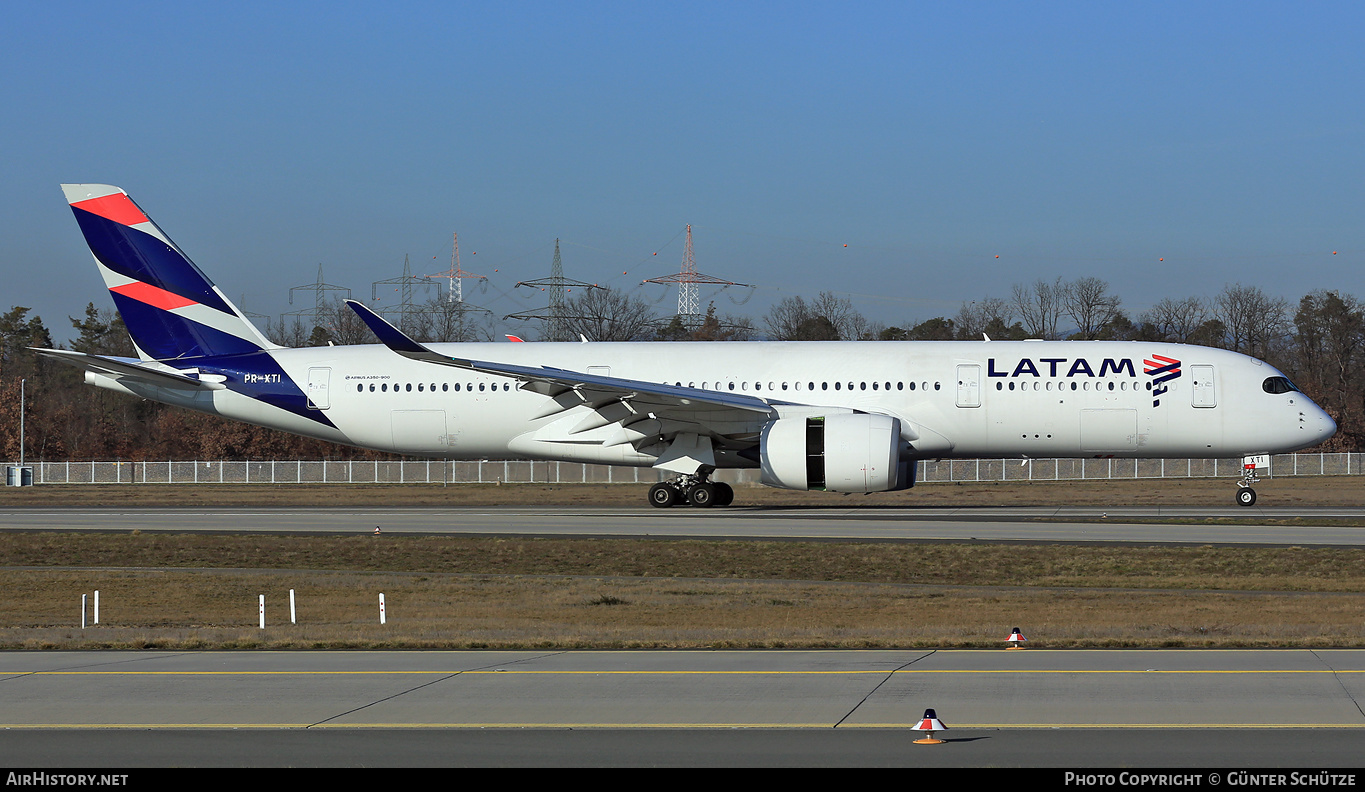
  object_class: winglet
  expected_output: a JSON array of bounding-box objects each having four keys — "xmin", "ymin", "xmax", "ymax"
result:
[
  {"xmin": 344, "ymin": 300, "xmax": 428, "ymax": 354},
  {"xmin": 344, "ymin": 299, "xmax": 472, "ymax": 366}
]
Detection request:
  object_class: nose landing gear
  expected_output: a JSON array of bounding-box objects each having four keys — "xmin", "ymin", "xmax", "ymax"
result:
[
  {"xmin": 648, "ymin": 474, "xmax": 735, "ymax": 508},
  {"xmin": 1235, "ymin": 454, "xmax": 1267, "ymax": 507}
]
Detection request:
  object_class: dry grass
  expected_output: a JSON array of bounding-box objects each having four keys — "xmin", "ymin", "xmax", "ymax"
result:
[
  {"xmin": 0, "ymin": 533, "xmax": 1362, "ymax": 650},
  {"xmin": 2, "ymin": 476, "xmax": 1361, "ymax": 649},
  {"xmin": 4, "ymin": 569, "xmax": 1361, "ymax": 651}
]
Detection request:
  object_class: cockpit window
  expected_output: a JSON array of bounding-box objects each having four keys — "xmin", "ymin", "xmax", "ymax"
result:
[{"xmin": 1262, "ymin": 376, "xmax": 1299, "ymax": 394}]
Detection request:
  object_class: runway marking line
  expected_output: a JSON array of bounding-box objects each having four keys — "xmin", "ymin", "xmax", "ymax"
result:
[
  {"xmin": 5, "ymin": 669, "xmax": 1362, "ymax": 676},
  {"xmin": 0, "ymin": 723, "xmax": 1363, "ymax": 730}
]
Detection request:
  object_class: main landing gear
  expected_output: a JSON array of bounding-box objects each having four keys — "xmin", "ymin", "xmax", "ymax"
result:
[{"xmin": 648, "ymin": 474, "xmax": 735, "ymax": 508}]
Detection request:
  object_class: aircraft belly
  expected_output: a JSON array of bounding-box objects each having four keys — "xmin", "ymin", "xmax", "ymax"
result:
[{"xmin": 213, "ymin": 390, "xmax": 352, "ymax": 446}]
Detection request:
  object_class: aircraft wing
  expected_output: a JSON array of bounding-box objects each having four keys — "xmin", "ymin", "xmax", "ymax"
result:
[
  {"xmin": 33, "ymin": 348, "xmax": 225, "ymax": 390},
  {"xmin": 344, "ymin": 300, "xmax": 776, "ymax": 438}
]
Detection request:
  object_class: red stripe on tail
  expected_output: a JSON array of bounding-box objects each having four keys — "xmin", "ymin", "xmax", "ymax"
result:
[
  {"xmin": 110, "ymin": 281, "xmax": 198, "ymax": 311},
  {"xmin": 71, "ymin": 193, "xmax": 149, "ymax": 227}
]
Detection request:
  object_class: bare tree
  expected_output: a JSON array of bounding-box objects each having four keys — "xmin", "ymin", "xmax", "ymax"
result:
[
  {"xmin": 559, "ymin": 287, "xmax": 658, "ymax": 341},
  {"xmin": 1214, "ymin": 284, "xmax": 1289, "ymax": 358},
  {"xmin": 1140, "ymin": 296, "xmax": 1211, "ymax": 344},
  {"xmin": 1063, "ymin": 277, "xmax": 1122, "ymax": 340},
  {"xmin": 1011, "ymin": 277, "xmax": 1066, "ymax": 339},
  {"xmin": 322, "ymin": 298, "xmax": 377, "ymax": 346},
  {"xmin": 266, "ymin": 315, "xmax": 311, "ymax": 348},
  {"xmin": 954, "ymin": 297, "xmax": 1020, "ymax": 340},
  {"xmin": 411, "ymin": 297, "xmax": 490, "ymax": 343},
  {"xmin": 763, "ymin": 292, "xmax": 867, "ymax": 340}
]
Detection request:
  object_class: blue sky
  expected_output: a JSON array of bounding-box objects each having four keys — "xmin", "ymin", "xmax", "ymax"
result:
[{"xmin": 4, "ymin": 2, "xmax": 1364, "ymax": 341}]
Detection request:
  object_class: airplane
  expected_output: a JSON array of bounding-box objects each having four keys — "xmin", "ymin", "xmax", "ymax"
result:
[{"xmin": 40, "ymin": 184, "xmax": 1337, "ymax": 508}]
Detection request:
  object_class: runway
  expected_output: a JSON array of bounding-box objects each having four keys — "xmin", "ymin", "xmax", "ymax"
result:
[
  {"xmin": 4, "ymin": 510, "xmax": 1363, "ymax": 766},
  {"xmin": 3, "ymin": 504, "xmax": 1365, "ymax": 545},
  {"xmin": 1, "ymin": 649, "xmax": 1361, "ymax": 766}
]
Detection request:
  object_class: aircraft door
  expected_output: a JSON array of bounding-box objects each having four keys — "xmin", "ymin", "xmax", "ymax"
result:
[
  {"xmin": 956, "ymin": 364, "xmax": 981, "ymax": 408},
  {"xmin": 1191, "ymin": 365, "xmax": 1217, "ymax": 408},
  {"xmin": 306, "ymin": 368, "xmax": 331, "ymax": 410}
]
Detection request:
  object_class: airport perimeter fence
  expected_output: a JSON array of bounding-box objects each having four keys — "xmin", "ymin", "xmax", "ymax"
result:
[{"xmin": 4, "ymin": 452, "xmax": 1363, "ymax": 486}]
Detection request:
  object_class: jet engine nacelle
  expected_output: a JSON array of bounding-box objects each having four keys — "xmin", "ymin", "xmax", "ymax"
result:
[{"xmin": 760, "ymin": 413, "xmax": 913, "ymax": 492}]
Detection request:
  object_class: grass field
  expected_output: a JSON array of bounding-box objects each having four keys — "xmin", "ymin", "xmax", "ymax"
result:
[{"xmin": 1, "ymin": 476, "xmax": 1362, "ymax": 650}]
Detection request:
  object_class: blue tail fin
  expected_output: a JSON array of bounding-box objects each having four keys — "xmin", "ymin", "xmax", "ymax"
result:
[{"xmin": 62, "ymin": 184, "xmax": 278, "ymax": 361}]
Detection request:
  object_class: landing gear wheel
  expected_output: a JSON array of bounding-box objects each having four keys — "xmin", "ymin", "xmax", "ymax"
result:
[
  {"xmin": 649, "ymin": 483, "xmax": 679, "ymax": 508},
  {"xmin": 1236, "ymin": 487, "xmax": 1257, "ymax": 507},
  {"xmin": 687, "ymin": 482, "xmax": 718, "ymax": 508},
  {"xmin": 714, "ymin": 482, "xmax": 734, "ymax": 507}
]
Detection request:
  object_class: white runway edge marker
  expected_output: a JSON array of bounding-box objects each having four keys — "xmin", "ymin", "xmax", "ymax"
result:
[
  {"xmin": 259, "ymin": 595, "xmax": 265, "ymax": 629},
  {"xmin": 290, "ymin": 589, "xmax": 296, "ymax": 624},
  {"xmin": 379, "ymin": 593, "xmax": 386, "ymax": 625},
  {"xmin": 81, "ymin": 594, "xmax": 86, "ymax": 629},
  {"xmin": 94, "ymin": 590, "xmax": 99, "ymax": 625}
]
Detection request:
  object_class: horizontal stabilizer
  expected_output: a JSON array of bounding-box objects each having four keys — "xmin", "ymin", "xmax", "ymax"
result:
[{"xmin": 33, "ymin": 348, "xmax": 225, "ymax": 390}]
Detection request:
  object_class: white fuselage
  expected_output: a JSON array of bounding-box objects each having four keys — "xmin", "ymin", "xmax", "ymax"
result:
[{"xmin": 130, "ymin": 339, "xmax": 1334, "ymax": 467}]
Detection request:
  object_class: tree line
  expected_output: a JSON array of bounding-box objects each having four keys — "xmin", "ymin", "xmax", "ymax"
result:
[{"xmin": 2, "ymin": 276, "xmax": 1362, "ymax": 461}]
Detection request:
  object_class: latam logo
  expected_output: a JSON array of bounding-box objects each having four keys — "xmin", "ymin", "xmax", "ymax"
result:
[
  {"xmin": 987, "ymin": 358, "xmax": 1136, "ymax": 378},
  {"xmin": 1144, "ymin": 354, "xmax": 1181, "ymax": 407}
]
